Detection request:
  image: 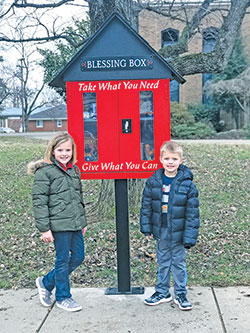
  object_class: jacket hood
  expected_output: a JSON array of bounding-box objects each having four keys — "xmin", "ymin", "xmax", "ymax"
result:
[
  {"xmin": 27, "ymin": 159, "xmax": 49, "ymax": 175},
  {"xmin": 153, "ymin": 164, "xmax": 193, "ymax": 181},
  {"xmin": 178, "ymin": 164, "xmax": 194, "ymax": 181}
]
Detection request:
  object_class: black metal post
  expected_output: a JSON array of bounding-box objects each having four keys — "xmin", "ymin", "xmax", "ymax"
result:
[
  {"xmin": 105, "ymin": 179, "xmax": 144, "ymax": 295},
  {"xmin": 115, "ymin": 178, "xmax": 131, "ymax": 291}
]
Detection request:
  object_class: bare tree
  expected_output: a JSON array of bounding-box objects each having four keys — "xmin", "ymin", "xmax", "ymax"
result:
[
  {"xmin": 0, "ymin": 79, "xmax": 9, "ymax": 106},
  {"xmin": 1, "ymin": 1, "xmax": 250, "ymax": 78},
  {"xmin": 0, "ymin": 0, "xmax": 88, "ymax": 46},
  {"xmin": 0, "ymin": 42, "xmax": 60, "ymax": 131},
  {"xmin": 17, "ymin": 56, "xmax": 45, "ymax": 132}
]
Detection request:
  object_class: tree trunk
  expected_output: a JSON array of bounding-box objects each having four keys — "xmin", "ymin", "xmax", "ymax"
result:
[
  {"xmin": 90, "ymin": 178, "xmax": 145, "ymax": 220},
  {"xmin": 96, "ymin": 179, "xmax": 115, "ymax": 218},
  {"xmin": 243, "ymin": 99, "xmax": 250, "ymax": 126},
  {"xmin": 87, "ymin": 0, "xmax": 139, "ymax": 33},
  {"xmin": 24, "ymin": 116, "xmax": 29, "ymax": 132},
  {"xmin": 128, "ymin": 179, "xmax": 145, "ymax": 216}
]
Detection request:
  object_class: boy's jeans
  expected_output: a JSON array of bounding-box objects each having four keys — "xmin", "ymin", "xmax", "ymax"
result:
[
  {"xmin": 43, "ymin": 230, "xmax": 85, "ymax": 301},
  {"xmin": 155, "ymin": 227, "xmax": 187, "ymax": 296}
]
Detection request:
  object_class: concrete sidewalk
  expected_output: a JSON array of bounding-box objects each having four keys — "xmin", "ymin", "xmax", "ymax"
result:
[{"xmin": 1, "ymin": 286, "xmax": 249, "ymax": 333}]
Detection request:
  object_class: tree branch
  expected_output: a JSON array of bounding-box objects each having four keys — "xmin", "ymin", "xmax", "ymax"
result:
[
  {"xmin": 159, "ymin": 0, "xmax": 218, "ymax": 57},
  {"xmin": 28, "ymin": 82, "xmax": 45, "ymax": 116},
  {"xmin": 0, "ymin": 33, "xmax": 76, "ymax": 44},
  {"xmin": 162, "ymin": 0, "xmax": 250, "ymax": 76},
  {"xmin": 234, "ymin": 95, "xmax": 246, "ymax": 113},
  {"xmin": 13, "ymin": 0, "xmax": 74, "ymax": 9}
]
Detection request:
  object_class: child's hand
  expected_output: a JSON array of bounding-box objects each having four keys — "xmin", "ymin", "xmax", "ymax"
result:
[
  {"xmin": 42, "ymin": 230, "xmax": 54, "ymax": 243},
  {"xmin": 145, "ymin": 235, "xmax": 152, "ymax": 241},
  {"xmin": 82, "ymin": 228, "xmax": 86, "ymax": 236}
]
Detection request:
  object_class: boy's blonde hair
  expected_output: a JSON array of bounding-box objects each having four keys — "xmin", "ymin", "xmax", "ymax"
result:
[
  {"xmin": 160, "ymin": 141, "xmax": 183, "ymax": 158},
  {"xmin": 44, "ymin": 132, "xmax": 77, "ymax": 164}
]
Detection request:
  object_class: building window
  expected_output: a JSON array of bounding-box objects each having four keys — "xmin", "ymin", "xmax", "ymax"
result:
[
  {"xmin": 57, "ymin": 120, "xmax": 62, "ymax": 127},
  {"xmin": 161, "ymin": 28, "xmax": 179, "ymax": 47},
  {"xmin": 202, "ymin": 27, "xmax": 219, "ymax": 104},
  {"xmin": 161, "ymin": 28, "xmax": 179, "ymax": 102},
  {"xmin": 36, "ymin": 120, "xmax": 43, "ymax": 128}
]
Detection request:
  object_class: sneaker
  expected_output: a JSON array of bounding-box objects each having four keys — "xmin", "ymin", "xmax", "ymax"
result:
[
  {"xmin": 144, "ymin": 291, "xmax": 172, "ymax": 306},
  {"xmin": 36, "ymin": 277, "xmax": 53, "ymax": 307},
  {"xmin": 56, "ymin": 297, "xmax": 82, "ymax": 312},
  {"xmin": 174, "ymin": 293, "xmax": 193, "ymax": 311}
]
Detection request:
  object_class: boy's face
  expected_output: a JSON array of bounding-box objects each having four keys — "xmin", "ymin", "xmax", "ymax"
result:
[{"xmin": 160, "ymin": 151, "xmax": 183, "ymax": 177}]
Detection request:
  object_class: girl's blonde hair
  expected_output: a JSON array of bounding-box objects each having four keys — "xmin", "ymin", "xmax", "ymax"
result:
[
  {"xmin": 160, "ymin": 141, "xmax": 183, "ymax": 158},
  {"xmin": 44, "ymin": 132, "xmax": 77, "ymax": 164}
]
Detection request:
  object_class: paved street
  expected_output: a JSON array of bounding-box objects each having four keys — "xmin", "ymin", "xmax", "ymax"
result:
[{"xmin": 1, "ymin": 131, "xmax": 250, "ymax": 144}]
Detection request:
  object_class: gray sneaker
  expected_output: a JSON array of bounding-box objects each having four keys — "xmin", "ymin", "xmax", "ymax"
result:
[
  {"xmin": 174, "ymin": 293, "xmax": 193, "ymax": 311},
  {"xmin": 56, "ymin": 297, "xmax": 82, "ymax": 312},
  {"xmin": 144, "ymin": 291, "xmax": 172, "ymax": 306},
  {"xmin": 36, "ymin": 277, "xmax": 52, "ymax": 307}
]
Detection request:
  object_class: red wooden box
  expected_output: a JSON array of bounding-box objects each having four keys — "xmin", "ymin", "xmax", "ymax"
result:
[{"xmin": 67, "ymin": 78, "xmax": 170, "ymax": 179}]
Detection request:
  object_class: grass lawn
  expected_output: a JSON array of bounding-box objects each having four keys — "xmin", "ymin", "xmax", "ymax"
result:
[{"xmin": 0, "ymin": 136, "xmax": 249, "ymax": 289}]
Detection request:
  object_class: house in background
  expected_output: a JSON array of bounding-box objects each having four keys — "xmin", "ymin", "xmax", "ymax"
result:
[
  {"xmin": 0, "ymin": 104, "xmax": 68, "ymax": 132},
  {"xmin": 0, "ymin": 107, "xmax": 22, "ymax": 132},
  {"xmin": 28, "ymin": 104, "xmax": 67, "ymax": 132}
]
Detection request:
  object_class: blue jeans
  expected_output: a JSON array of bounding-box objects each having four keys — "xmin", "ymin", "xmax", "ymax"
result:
[{"xmin": 43, "ymin": 230, "xmax": 85, "ymax": 301}]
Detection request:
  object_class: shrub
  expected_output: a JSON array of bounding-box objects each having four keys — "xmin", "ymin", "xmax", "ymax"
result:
[
  {"xmin": 187, "ymin": 103, "xmax": 219, "ymax": 131},
  {"xmin": 171, "ymin": 122, "xmax": 216, "ymax": 139},
  {"xmin": 243, "ymin": 125, "xmax": 250, "ymax": 139},
  {"xmin": 170, "ymin": 102, "xmax": 216, "ymax": 139},
  {"xmin": 170, "ymin": 102, "xmax": 195, "ymax": 127},
  {"xmin": 188, "ymin": 103, "xmax": 210, "ymax": 122}
]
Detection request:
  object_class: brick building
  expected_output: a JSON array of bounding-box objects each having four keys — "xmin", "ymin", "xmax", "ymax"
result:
[
  {"xmin": 28, "ymin": 104, "xmax": 67, "ymax": 132},
  {"xmin": 138, "ymin": 2, "xmax": 250, "ymax": 128}
]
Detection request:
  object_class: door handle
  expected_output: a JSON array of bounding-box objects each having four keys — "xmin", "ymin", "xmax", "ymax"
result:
[{"xmin": 122, "ymin": 119, "xmax": 132, "ymax": 133}]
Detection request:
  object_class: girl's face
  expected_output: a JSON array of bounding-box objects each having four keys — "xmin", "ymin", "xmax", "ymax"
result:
[{"xmin": 53, "ymin": 140, "xmax": 73, "ymax": 166}]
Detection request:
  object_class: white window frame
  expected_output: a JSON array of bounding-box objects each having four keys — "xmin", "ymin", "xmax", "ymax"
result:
[
  {"xmin": 57, "ymin": 119, "xmax": 62, "ymax": 127},
  {"xmin": 36, "ymin": 120, "xmax": 43, "ymax": 128}
]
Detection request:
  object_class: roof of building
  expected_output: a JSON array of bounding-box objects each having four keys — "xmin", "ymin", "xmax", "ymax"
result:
[
  {"xmin": 29, "ymin": 105, "xmax": 67, "ymax": 120},
  {"xmin": 0, "ymin": 107, "xmax": 22, "ymax": 117}
]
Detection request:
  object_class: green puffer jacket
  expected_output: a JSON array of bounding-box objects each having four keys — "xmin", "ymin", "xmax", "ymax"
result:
[{"xmin": 30, "ymin": 158, "xmax": 87, "ymax": 232}]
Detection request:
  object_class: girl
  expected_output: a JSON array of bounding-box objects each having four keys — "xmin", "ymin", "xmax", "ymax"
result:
[{"xmin": 28, "ymin": 133, "xmax": 87, "ymax": 312}]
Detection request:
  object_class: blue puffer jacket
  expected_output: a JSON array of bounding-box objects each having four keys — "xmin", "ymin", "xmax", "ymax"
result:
[{"xmin": 140, "ymin": 164, "xmax": 200, "ymax": 248}]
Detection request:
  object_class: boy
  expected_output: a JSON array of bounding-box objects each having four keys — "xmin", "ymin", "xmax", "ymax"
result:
[{"xmin": 140, "ymin": 141, "xmax": 200, "ymax": 311}]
